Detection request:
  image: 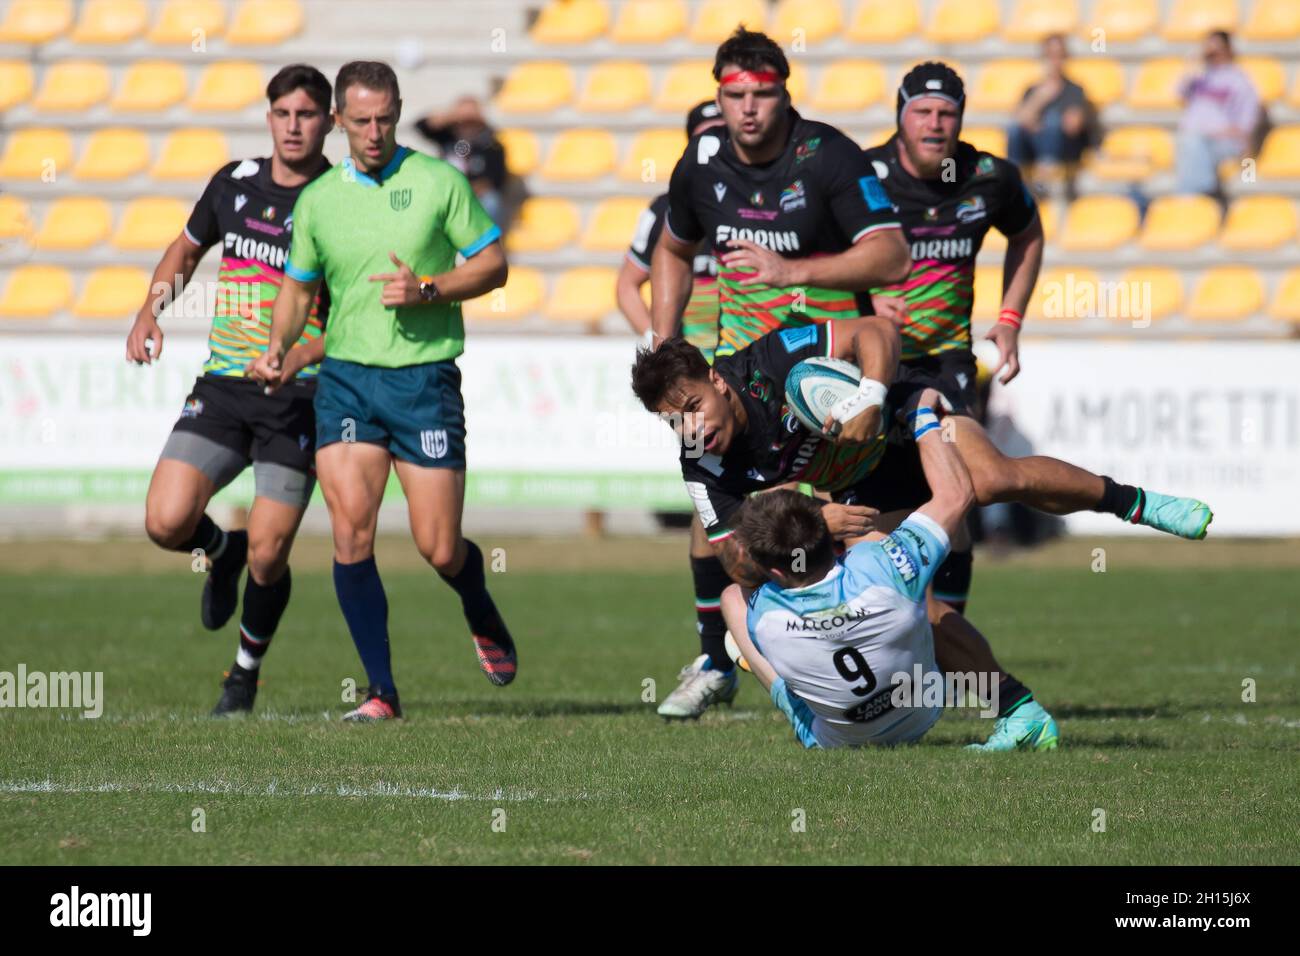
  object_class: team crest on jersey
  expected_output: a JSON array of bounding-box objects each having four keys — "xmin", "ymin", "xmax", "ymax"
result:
[
  {"xmin": 420, "ymin": 428, "xmax": 448, "ymax": 459},
  {"xmin": 747, "ymin": 370, "xmax": 772, "ymax": 402},
  {"xmin": 779, "ymin": 180, "xmax": 807, "ymax": 213},
  {"xmin": 975, "ymin": 156, "xmax": 995, "ymax": 177},
  {"xmin": 180, "ymin": 398, "xmax": 204, "ymax": 419},
  {"xmin": 390, "ymin": 188, "xmax": 412, "ymax": 211},
  {"xmin": 794, "ymin": 137, "xmax": 821, "ymax": 164},
  {"xmin": 749, "ymin": 190, "xmax": 764, "ymax": 207},
  {"xmin": 956, "ymin": 196, "xmax": 987, "ymax": 224},
  {"xmin": 234, "ymin": 194, "xmax": 248, "ymax": 212},
  {"xmin": 924, "ymin": 206, "xmax": 940, "ymax": 222},
  {"xmin": 262, "ymin": 205, "xmax": 277, "ymax": 220}
]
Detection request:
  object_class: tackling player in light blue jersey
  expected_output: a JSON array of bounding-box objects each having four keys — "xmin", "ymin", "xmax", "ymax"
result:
[{"xmin": 720, "ymin": 388, "xmax": 1059, "ymax": 750}]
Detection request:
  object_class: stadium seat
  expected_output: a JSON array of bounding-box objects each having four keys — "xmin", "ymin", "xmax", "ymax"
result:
[
  {"xmin": 1059, "ymin": 195, "xmax": 1138, "ymax": 251},
  {"xmin": 1267, "ymin": 269, "xmax": 1300, "ymax": 322},
  {"xmin": 1089, "ymin": 0, "xmax": 1158, "ymax": 42},
  {"xmin": 969, "ymin": 60, "xmax": 1043, "ymax": 113},
  {"xmin": 1064, "ymin": 58, "xmax": 1124, "ymax": 109},
  {"xmin": 152, "ymin": 128, "xmax": 228, "ymax": 180},
  {"xmin": 74, "ymin": 266, "xmax": 150, "ymax": 319},
  {"xmin": 785, "ymin": 61, "xmax": 808, "ymax": 104},
  {"xmin": 0, "ymin": 265, "xmax": 73, "ymax": 318},
  {"xmin": 35, "ymin": 197, "xmax": 112, "ymax": 251},
  {"xmin": 1117, "ymin": 267, "xmax": 1183, "ymax": 322},
  {"xmin": 0, "ymin": 0, "xmax": 73, "ymax": 43},
  {"xmin": 189, "ymin": 61, "xmax": 264, "ymax": 112},
  {"xmin": 1037, "ymin": 199, "xmax": 1058, "ymax": 243},
  {"xmin": 1089, "ymin": 126, "xmax": 1174, "ymax": 181},
  {"xmin": 811, "ymin": 61, "xmax": 887, "ymax": 113},
  {"xmin": 545, "ymin": 267, "xmax": 618, "ymax": 323},
  {"xmin": 1138, "ymin": 195, "xmax": 1220, "ymax": 251},
  {"xmin": 1028, "ymin": 267, "xmax": 1101, "ymax": 321},
  {"xmin": 1257, "ymin": 126, "xmax": 1300, "ymax": 179},
  {"xmin": 772, "ymin": 0, "xmax": 843, "ymax": 44},
  {"xmin": 1237, "ymin": 56, "xmax": 1285, "ymax": 103},
  {"xmin": 74, "ymin": 128, "xmax": 151, "ymax": 180},
  {"xmin": 0, "ymin": 128, "xmax": 73, "ymax": 180},
  {"xmin": 497, "ymin": 128, "xmax": 540, "ymax": 177},
  {"xmin": 1219, "ymin": 196, "xmax": 1297, "ymax": 251},
  {"xmin": 505, "ymin": 198, "xmax": 580, "ymax": 253},
  {"xmin": 654, "ymin": 60, "xmax": 715, "ymax": 113},
  {"xmin": 582, "ymin": 197, "xmax": 649, "ymax": 252},
  {"xmin": 148, "ymin": 0, "xmax": 226, "ymax": 44},
  {"xmin": 0, "ymin": 61, "xmax": 34, "ymax": 111},
  {"xmin": 33, "ymin": 60, "xmax": 112, "ymax": 112},
  {"xmin": 689, "ymin": 0, "xmax": 767, "ymax": 43},
  {"xmin": 111, "ymin": 60, "xmax": 188, "ymax": 112},
  {"xmin": 971, "ymin": 265, "xmax": 1002, "ymax": 320},
  {"xmin": 962, "ymin": 126, "xmax": 1007, "ymax": 158},
  {"xmin": 72, "ymin": 0, "xmax": 148, "ymax": 43},
  {"xmin": 612, "ymin": 0, "xmax": 687, "ymax": 43},
  {"xmin": 1186, "ymin": 266, "xmax": 1262, "ymax": 321},
  {"xmin": 462, "ymin": 267, "xmax": 545, "ymax": 322},
  {"xmin": 531, "ymin": 0, "xmax": 609, "ymax": 44},
  {"xmin": 859, "ymin": 128, "xmax": 893, "ymax": 149},
  {"xmin": 576, "ymin": 61, "xmax": 652, "ymax": 113},
  {"xmin": 1161, "ymin": 0, "xmax": 1238, "ymax": 42},
  {"xmin": 495, "ymin": 62, "xmax": 574, "ymax": 113},
  {"xmin": 226, "ymin": 0, "xmax": 302, "ymax": 44},
  {"xmin": 1242, "ymin": 0, "xmax": 1300, "ymax": 40},
  {"xmin": 539, "ymin": 129, "xmax": 617, "ymax": 181},
  {"xmin": 1002, "ymin": 0, "xmax": 1079, "ymax": 43},
  {"xmin": 619, "ymin": 128, "xmax": 687, "ymax": 183},
  {"xmin": 847, "ymin": 0, "xmax": 919, "ymax": 42},
  {"xmin": 924, "ymin": 0, "xmax": 999, "ymax": 43},
  {"xmin": 1128, "ymin": 58, "xmax": 1184, "ymax": 111},
  {"xmin": 0, "ymin": 195, "xmax": 33, "ymax": 241},
  {"xmin": 112, "ymin": 196, "xmax": 190, "ymax": 251}
]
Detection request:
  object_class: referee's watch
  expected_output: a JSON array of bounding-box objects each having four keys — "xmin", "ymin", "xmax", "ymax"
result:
[{"xmin": 417, "ymin": 276, "xmax": 440, "ymax": 303}]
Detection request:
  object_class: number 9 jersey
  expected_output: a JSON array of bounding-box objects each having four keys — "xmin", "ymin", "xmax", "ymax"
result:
[{"xmin": 746, "ymin": 513, "xmax": 950, "ymax": 748}]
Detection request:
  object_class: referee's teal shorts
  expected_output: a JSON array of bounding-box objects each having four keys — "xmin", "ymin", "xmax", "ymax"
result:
[{"xmin": 314, "ymin": 357, "xmax": 466, "ymax": 468}]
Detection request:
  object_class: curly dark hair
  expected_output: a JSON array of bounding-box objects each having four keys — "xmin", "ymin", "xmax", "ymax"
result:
[
  {"xmin": 712, "ymin": 27, "xmax": 790, "ymax": 82},
  {"xmin": 630, "ymin": 337, "xmax": 711, "ymax": 412}
]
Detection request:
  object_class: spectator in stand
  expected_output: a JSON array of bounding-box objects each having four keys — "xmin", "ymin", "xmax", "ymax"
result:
[
  {"xmin": 416, "ymin": 95, "xmax": 509, "ymax": 226},
  {"xmin": 1175, "ymin": 31, "xmax": 1262, "ymax": 200},
  {"xmin": 1007, "ymin": 34, "xmax": 1097, "ymax": 199}
]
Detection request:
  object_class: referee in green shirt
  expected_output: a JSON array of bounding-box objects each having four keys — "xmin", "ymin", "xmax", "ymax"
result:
[{"xmin": 249, "ymin": 61, "xmax": 514, "ymax": 720}]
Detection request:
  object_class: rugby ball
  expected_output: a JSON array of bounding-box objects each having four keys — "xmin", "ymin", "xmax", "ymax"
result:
[{"xmin": 785, "ymin": 356, "xmax": 863, "ymax": 437}]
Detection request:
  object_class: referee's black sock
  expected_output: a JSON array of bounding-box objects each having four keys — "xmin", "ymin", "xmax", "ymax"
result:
[
  {"xmin": 691, "ymin": 554, "xmax": 732, "ymax": 671},
  {"xmin": 1096, "ymin": 476, "xmax": 1143, "ymax": 523},
  {"xmin": 932, "ymin": 548, "xmax": 973, "ymax": 616},
  {"xmin": 997, "ymin": 674, "xmax": 1034, "ymax": 718},
  {"xmin": 236, "ymin": 568, "xmax": 292, "ymax": 672},
  {"xmin": 440, "ymin": 539, "xmax": 502, "ymax": 636}
]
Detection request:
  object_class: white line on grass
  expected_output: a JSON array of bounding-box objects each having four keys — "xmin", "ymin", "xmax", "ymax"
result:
[{"xmin": 0, "ymin": 779, "xmax": 550, "ymax": 801}]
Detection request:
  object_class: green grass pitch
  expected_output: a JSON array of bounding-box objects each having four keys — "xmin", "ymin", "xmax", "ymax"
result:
[{"xmin": 1, "ymin": 537, "xmax": 1297, "ymax": 865}]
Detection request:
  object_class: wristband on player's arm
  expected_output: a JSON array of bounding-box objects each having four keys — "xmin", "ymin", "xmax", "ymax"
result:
[
  {"xmin": 907, "ymin": 406, "xmax": 941, "ymax": 441},
  {"xmin": 830, "ymin": 377, "xmax": 888, "ymax": 425},
  {"xmin": 997, "ymin": 308, "xmax": 1023, "ymax": 330}
]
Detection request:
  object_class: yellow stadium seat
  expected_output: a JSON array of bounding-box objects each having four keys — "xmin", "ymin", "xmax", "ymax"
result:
[
  {"xmin": 1091, "ymin": 126, "xmax": 1174, "ymax": 182},
  {"xmin": 1219, "ymin": 196, "xmax": 1297, "ymax": 251},
  {"xmin": 847, "ymin": 0, "xmax": 919, "ymax": 42},
  {"xmin": 73, "ymin": 266, "xmax": 150, "ymax": 319},
  {"xmin": 545, "ymin": 267, "xmax": 618, "ymax": 323},
  {"xmin": 0, "ymin": 61, "xmax": 34, "ymax": 111},
  {"xmin": 690, "ymin": 0, "xmax": 767, "ymax": 43},
  {"xmin": 1128, "ymin": 58, "xmax": 1184, "ymax": 110},
  {"xmin": 619, "ymin": 128, "xmax": 687, "ymax": 183},
  {"xmin": 0, "ymin": 0, "xmax": 72, "ymax": 42},
  {"xmin": 74, "ymin": 127, "xmax": 150, "ymax": 180},
  {"xmin": 1237, "ymin": 56, "xmax": 1285, "ymax": 103},
  {"xmin": 1091, "ymin": 0, "xmax": 1158, "ymax": 43},
  {"xmin": 0, "ymin": 195, "xmax": 33, "ymax": 241},
  {"xmin": 72, "ymin": 0, "xmax": 148, "ymax": 43},
  {"xmin": 1138, "ymin": 195, "xmax": 1220, "ymax": 251},
  {"xmin": 1003, "ymin": 0, "xmax": 1078, "ymax": 42},
  {"xmin": 1065, "ymin": 58, "xmax": 1124, "ymax": 109},
  {"xmin": 858, "ymin": 128, "xmax": 893, "ymax": 149},
  {"xmin": 497, "ymin": 128, "xmax": 540, "ymax": 177},
  {"xmin": 577, "ymin": 61, "xmax": 652, "ymax": 113},
  {"xmin": 1037, "ymin": 199, "xmax": 1058, "ymax": 242},
  {"xmin": 495, "ymin": 61, "xmax": 574, "ymax": 114},
  {"xmin": 0, "ymin": 128, "xmax": 73, "ymax": 180},
  {"xmin": 655, "ymin": 60, "xmax": 715, "ymax": 113},
  {"xmin": 505, "ymin": 198, "xmax": 580, "ymax": 253},
  {"xmin": 785, "ymin": 61, "xmax": 808, "ymax": 104},
  {"xmin": 35, "ymin": 197, "xmax": 112, "ymax": 251},
  {"xmin": 1117, "ymin": 267, "xmax": 1182, "ymax": 322},
  {"xmin": 1187, "ymin": 266, "xmax": 1262, "ymax": 321},
  {"xmin": 611, "ymin": 0, "xmax": 686, "ymax": 42},
  {"xmin": 189, "ymin": 61, "xmax": 263, "ymax": 111},
  {"xmin": 772, "ymin": 0, "xmax": 843, "ymax": 44},
  {"xmin": 463, "ymin": 268, "xmax": 545, "ymax": 322},
  {"xmin": 924, "ymin": 0, "xmax": 998, "ymax": 43},
  {"xmin": 152, "ymin": 128, "xmax": 228, "ymax": 180},
  {"xmin": 111, "ymin": 60, "xmax": 187, "ymax": 112},
  {"xmin": 148, "ymin": 0, "xmax": 225, "ymax": 44},
  {"xmin": 1059, "ymin": 195, "xmax": 1138, "ymax": 251},
  {"xmin": 811, "ymin": 61, "xmax": 887, "ymax": 113},
  {"xmin": 540, "ymin": 129, "xmax": 617, "ymax": 181},
  {"xmin": 963, "ymin": 127, "xmax": 1008, "ymax": 158},
  {"xmin": 0, "ymin": 265, "xmax": 73, "ymax": 318},
  {"xmin": 1242, "ymin": 0, "xmax": 1300, "ymax": 40},
  {"xmin": 531, "ymin": 0, "xmax": 609, "ymax": 44},
  {"xmin": 1257, "ymin": 126, "xmax": 1300, "ymax": 179},
  {"xmin": 582, "ymin": 197, "xmax": 650, "ymax": 252},
  {"xmin": 1267, "ymin": 269, "xmax": 1300, "ymax": 322},
  {"xmin": 226, "ymin": 0, "xmax": 302, "ymax": 45},
  {"xmin": 33, "ymin": 60, "xmax": 111, "ymax": 112},
  {"xmin": 1029, "ymin": 267, "xmax": 1101, "ymax": 322},
  {"xmin": 972, "ymin": 265, "xmax": 1002, "ymax": 320},
  {"xmin": 969, "ymin": 60, "xmax": 1043, "ymax": 113},
  {"xmin": 112, "ymin": 197, "xmax": 190, "ymax": 251},
  {"xmin": 1162, "ymin": 0, "xmax": 1238, "ymax": 42}
]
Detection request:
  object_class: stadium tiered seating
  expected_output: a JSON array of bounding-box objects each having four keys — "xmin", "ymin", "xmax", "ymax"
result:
[
  {"xmin": 577, "ymin": 61, "xmax": 653, "ymax": 113},
  {"xmin": 530, "ymin": 0, "xmax": 609, "ymax": 44},
  {"xmin": 970, "ymin": 59, "xmax": 1043, "ymax": 112},
  {"xmin": 1187, "ymin": 266, "xmax": 1264, "ymax": 321},
  {"xmin": 540, "ymin": 130, "xmax": 618, "ymax": 181},
  {"xmin": 1238, "ymin": 56, "xmax": 1285, "ymax": 101},
  {"xmin": 1028, "ymin": 267, "xmax": 1101, "ymax": 321},
  {"xmin": 924, "ymin": 0, "xmax": 999, "ymax": 43},
  {"xmin": 74, "ymin": 128, "xmax": 151, "ymax": 180},
  {"xmin": 1269, "ymin": 270, "xmax": 1300, "ymax": 321},
  {"xmin": 1002, "ymin": 0, "xmax": 1079, "ymax": 43},
  {"xmin": 1128, "ymin": 59, "xmax": 1184, "ymax": 110},
  {"xmin": 1219, "ymin": 196, "xmax": 1297, "ymax": 251},
  {"xmin": 846, "ymin": 0, "xmax": 919, "ymax": 42},
  {"xmin": 0, "ymin": 196, "xmax": 32, "ymax": 242},
  {"xmin": 0, "ymin": 61, "xmax": 34, "ymax": 111},
  {"xmin": 582, "ymin": 197, "xmax": 649, "ymax": 252},
  {"xmin": 1058, "ymin": 195, "xmax": 1139, "ymax": 251},
  {"xmin": 1242, "ymin": 0, "xmax": 1300, "ymax": 39},
  {"xmin": 112, "ymin": 61, "xmax": 188, "ymax": 112},
  {"xmin": 0, "ymin": 129, "xmax": 73, "ymax": 180},
  {"xmin": 690, "ymin": 0, "xmax": 768, "ymax": 43},
  {"xmin": 71, "ymin": 0, "xmax": 149, "ymax": 44},
  {"xmin": 655, "ymin": 60, "xmax": 716, "ymax": 113},
  {"xmin": 1258, "ymin": 126, "xmax": 1300, "ymax": 179},
  {"xmin": 225, "ymin": 0, "xmax": 303, "ymax": 45},
  {"xmin": 189, "ymin": 61, "xmax": 264, "ymax": 111},
  {"xmin": 35, "ymin": 197, "xmax": 112, "ymax": 251},
  {"xmin": 148, "ymin": 0, "xmax": 225, "ymax": 44},
  {"xmin": 810, "ymin": 61, "xmax": 887, "ymax": 113},
  {"xmin": 619, "ymin": 129, "xmax": 687, "ymax": 181},
  {"xmin": 611, "ymin": 0, "xmax": 688, "ymax": 43},
  {"xmin": 1064, "ymin": 59, "xmax": 1125, "ymax": 108},
  {"xmin": 1161, "ymin": 0, "xmax": 1240, "ymax": 42},
  {"xmin": 495, "ymin": 62, "xmax": 574, "ymax": 114},
  {"xmin": 462, "ymin": 268, "xmax": 546, "ymax": 322},
  {"xmin": 0, "ymin": 0, "xmax": 73, "ymax": 43},
  {"xmin": 73, "ymin": 267, "xmax": 151, "ymax": 319},
  {"xmin": 1118, "ymin": 267, "xmax": 1184, "ymax": 322},
  {"xmin": 498, "ymin": 129, "xmax": 541, "ymax": 177},
  {"xmin": 152, "ymin": 129, "xmax": 228, "ymax": 180},
  {"xmin": 1090, "ymin": 0, "xmax": 1159, "ymax": 42},
  {"xmin": 33, "ymin": 61, "xmax": 112, "ymax": 112},
  {"xmin": 545, "ymin": 267, "xmax": 618, "ymax": 323},
  {"xmin": 1088, "ymin": 127, "xmax": 1174, "ymax": 181},
  {"xmin": 0, "ymin": 266, "xmax": 73, "ymax": 319},
  {"xmin": 113, "ymin": 197, "xmax": 190, "ymax": 251},
  {"xmin": 772, "ymin": 0, "xmax": 844, "ymax": 44},
  {"xmin": 1139, "ymin": 196, "xmax": 1222, "ymax": 251},
  {"xmin": 506, "ymin": 198, "xmax": 581, "ymax": 253}
]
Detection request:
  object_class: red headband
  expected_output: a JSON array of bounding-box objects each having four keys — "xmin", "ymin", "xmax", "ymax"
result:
[{"xmin": 719, "ymin": 70, "xmax": 781, "ymax": 87}]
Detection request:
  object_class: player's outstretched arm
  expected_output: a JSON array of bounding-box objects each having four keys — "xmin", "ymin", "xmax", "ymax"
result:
[
  {"xmin": 649, "ymin": 230, "xmax": 695, "ymax": 347},
  {"xmin": 720, "ymin": 584, "xmax": 779, "ymax": 693},
  {"xmin": 616, "ymin": 257, "xmax": 652, "ymax": 337},
  {"xmin": 910, "ymin": 388, "xmax": 976, "ymax": 541},
  {"xmin": 126, "ymin": 232, "xmax": 207, "ymax": 365}
]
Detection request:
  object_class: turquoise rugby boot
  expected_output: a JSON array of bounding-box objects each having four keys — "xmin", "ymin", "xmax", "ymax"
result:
[
  {"xmin": 1131, "ymin": 490, "xmax": 1213, "ymax": 540},
  {"xmin": 967, "ymin": 700, "xmax": 1059, "ymax": 752}
]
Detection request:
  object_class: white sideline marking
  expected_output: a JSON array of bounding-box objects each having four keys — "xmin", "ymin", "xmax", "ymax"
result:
[{"xmin": 0, "ymin": 779, "xmax": 546, "ymax": 801}]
